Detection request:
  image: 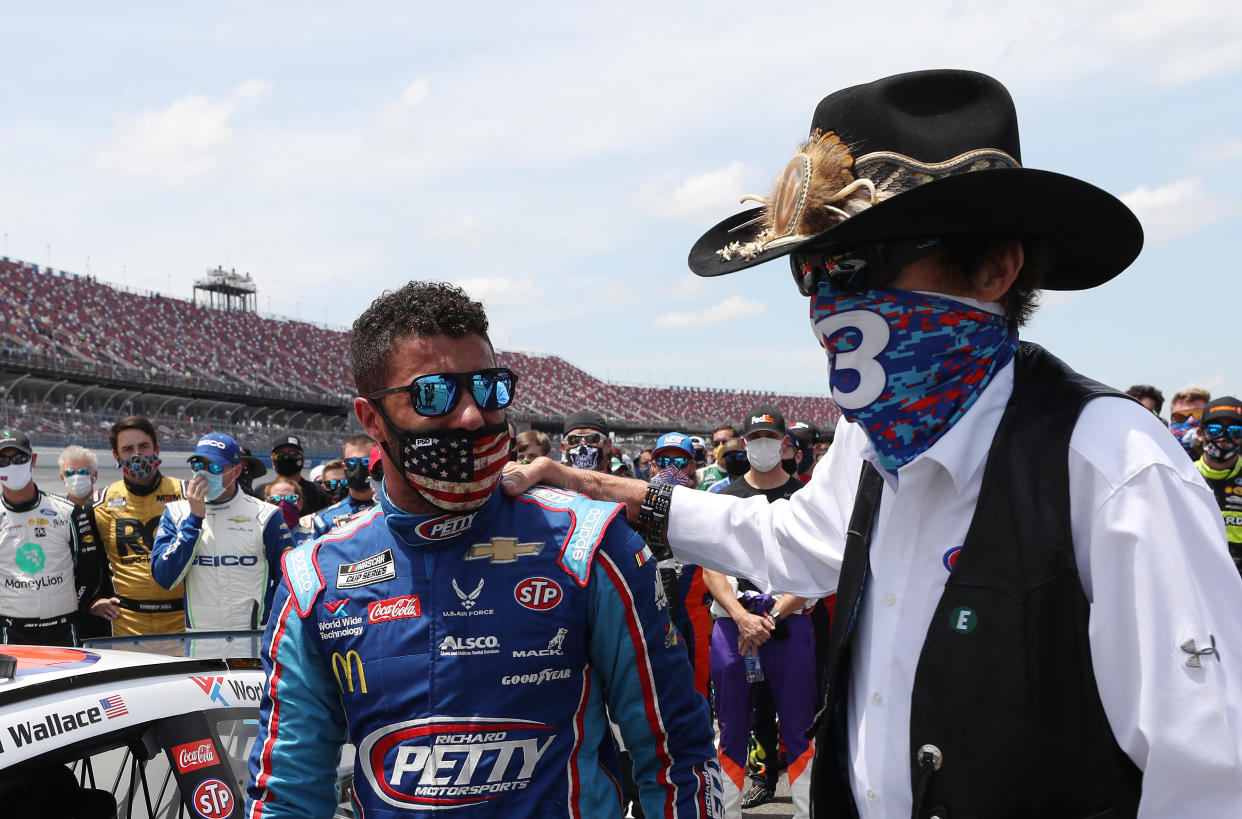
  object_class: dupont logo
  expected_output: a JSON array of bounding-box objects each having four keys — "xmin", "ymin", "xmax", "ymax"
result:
[
  {"xmin": 514, "ymin": 577, "xmax": 562, "ymax": 611},
  {"xmin": 368, "ymin": 595, "xmax": 422, "ymax": 623},
  {"xmin": 192, "ymin": 778, "xmax": 234, "ymax": 819},
  {"xmin": 172, "ymin": 739, "xmax": 219, "ymax": 774}
]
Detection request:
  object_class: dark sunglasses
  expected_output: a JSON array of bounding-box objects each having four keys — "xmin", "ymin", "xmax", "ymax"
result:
[
  {"xmin": 63, "ymin": 467, "xmax": 91, "ymax": 477},
  {"xmin": 565, "ymin": 432, "xmax": 607, "ymax": 446},
  {"xmin": 1203, "ymin": 423, "xmax": 1242, "ymax": 441},
  {"xmin": 723, "ymin": 451, "xmax": 749, "ymax": 464},
  {"xmin": 654, "ymin": 455, "xmax": 691, "ymax": 470},
  {"xmin": 367, "ymin": 368, "xmax": 518, "ymax": 418},
  {"xmin": 343, "ymin": 457, "xmax": 370, "ymax": 470},
  {"xmin": 320, "ymin": 478, "xmax": 348, "ymax": 490},
  {"xmin": 0, "ymin": 452, "xmax": 31, "ymax": 467},
  {"xmin": 789, "ymin": 237, "xmax": 945, "ymax": 296},
  {"xmin": 189, "ymin": 459, "xmax": 227, "ymax": 475},
  {"xmin": 267, "ymin": 494, "xmax": 301, "ymax": 504}
]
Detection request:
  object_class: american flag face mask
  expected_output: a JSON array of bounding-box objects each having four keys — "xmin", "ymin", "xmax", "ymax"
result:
[{"xmin": 372, "ymin": 407, "xmax": 511, "ymax": 513}]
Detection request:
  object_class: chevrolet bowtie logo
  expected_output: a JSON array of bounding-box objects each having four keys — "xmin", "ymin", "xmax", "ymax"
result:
[{"xmin": 466, "ymin": 537, "xmax": 545, "ymax": 563}]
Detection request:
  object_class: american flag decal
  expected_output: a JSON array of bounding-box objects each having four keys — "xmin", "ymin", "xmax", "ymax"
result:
[{"xmin": 100, "ymin": 695, "xmax": 128, "ymax": 719}]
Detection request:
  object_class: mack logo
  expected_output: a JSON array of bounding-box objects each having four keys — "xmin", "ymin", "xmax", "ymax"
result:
[
  {"xmin": 438, "ymin": 634, "xmax": 500, "ymax": 656},
  {"xmin": 514, "ymin": 577, "xmax": 562, "ymax": 611},
  {"xmin": 337, "ymin": 548, "xmax": 396, "ymax": 589},
  {"xmin": 569, "ymin": 507, "xmax": 605, "ymax": 563},
  {"xmin": 466, "ymin": 537, "xmax": 544, "ymax": 564},
  {"xmin": 512, "ymin": 628, "xmax": 567, "ymax": 658},
  {"xmin": 415, "ymin": 512, "xmax": 477, "ymax": 541},
  {"xmin": 332, "ymin": 650, "xmax": 368, "ymax": 693},
  {"xmin": 193, "ymin": 554, "xmax": 259, "ymax": 567},
  {"xmin": 172, "ymin": 739, "xmax": 219, "ymax": 774},
  {"xmin": 369, "ymin": 595, "xmax": 421, "ymax": 623},
  {"xmin": 358, "ymin": 717, "xmax": 556, "ymax": 809}
]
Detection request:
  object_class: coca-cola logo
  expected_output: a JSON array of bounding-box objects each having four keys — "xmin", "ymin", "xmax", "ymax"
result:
[
  {"xmin": 368, "ymin": 595, "xmax": 422, "ymax": 623},
  {"xmin": 172, "ymin": 739, "xmax": 218, "ymax": 774}
]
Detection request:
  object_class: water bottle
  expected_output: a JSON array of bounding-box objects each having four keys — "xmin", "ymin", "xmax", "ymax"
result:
[{"xmin": 744, "ymin": 649, "xmax": 764, "ymax": 683}]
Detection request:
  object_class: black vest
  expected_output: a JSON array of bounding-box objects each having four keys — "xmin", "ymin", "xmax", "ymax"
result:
[{"xmin": 810, "ymin": 342, "xmax": 1142, "ymax": 819}]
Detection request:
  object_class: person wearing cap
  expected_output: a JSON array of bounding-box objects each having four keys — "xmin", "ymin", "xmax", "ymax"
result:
[
  {"xmin": 1194, "ymin": 397, "xmax": 1242, "ymax": 578},
  {"xmin": 262, "ymin": 435, "xmax": 327, "ymax": 515},
  {"xmin": 504, "ymin": 70, "xmax": 1242, "ymax": 816},
  {"xmin": 785, "ymin": 420, "xmax": 820, "ymax": 484},
  {"xmin": 306, "ymin": 434, "xmax": 379, "ymax": 538},
  {"xmin": 92, "ymin": 415, "xmax": 187, "ymax": 636},
  {"xmin": 561, "ymin": 409, "xmax": 612, "ymax": 472},
  {"xmin": 704, "ymin": 406, "xmax": 816, "ymax": 816},
  {"xmin": 707, "ymin": 438, "xmax": 748, "ymax": 495},
  {"xmin": 151, "ymin": 433, "xmax": 291, "ymax": 630},
  {"xmin": 0, "ymin": 429, "xmax": 104, "ymax": 646},
  {"xmin": 698, "ymin": 424, "xmax": 738, "ymax": 490}
]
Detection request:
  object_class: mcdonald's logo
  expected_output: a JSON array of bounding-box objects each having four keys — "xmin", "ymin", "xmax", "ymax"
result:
[{"xmin": 331, "ymin": 650, "xmax": 367, "ymax": 694}]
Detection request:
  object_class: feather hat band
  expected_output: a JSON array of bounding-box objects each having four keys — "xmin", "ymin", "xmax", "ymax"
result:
[{"xmin": 687, "ymin": 69, "xmax": 1143, "ymax": 291}]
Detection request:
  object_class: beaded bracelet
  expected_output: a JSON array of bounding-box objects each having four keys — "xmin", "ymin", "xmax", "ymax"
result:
[{"xmin": 635, "ymin": 480, "xmax": 675, "ymax": 552}]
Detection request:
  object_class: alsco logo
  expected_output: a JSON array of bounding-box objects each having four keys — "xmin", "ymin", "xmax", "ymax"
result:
[{"xmin": 514, "ymin": 577, "xmax": 562, "ymax": 611}]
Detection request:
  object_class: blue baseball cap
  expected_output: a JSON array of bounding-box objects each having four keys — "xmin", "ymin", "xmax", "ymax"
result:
[
  {"xmin": 653, "ymin": 432, "xmax": 694, "ymax": 457},
  {"xmin": 191, "ymin": 433, "xmax": 243, "ymax": 467}
]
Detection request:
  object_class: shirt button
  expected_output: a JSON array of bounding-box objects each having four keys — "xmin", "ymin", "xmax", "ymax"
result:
[
  {"xmin": 872, "ymin": 692, "xmax": 883, "ymax": 704},
  {"xmin": 883, "ymin": 593, "xmax": 896, "ymax": 606},
  {"xmin": 867, "ymin": 788, "xmax": 877, "ymax": 801}
]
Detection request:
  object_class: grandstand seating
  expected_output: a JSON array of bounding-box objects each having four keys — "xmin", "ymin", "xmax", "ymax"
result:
[{"xmin": 1, "ymin": 258, "xmax": 840, "ymax": 440}]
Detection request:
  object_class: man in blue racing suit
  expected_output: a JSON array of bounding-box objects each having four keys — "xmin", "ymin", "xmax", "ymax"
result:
[{"xmin": 246, "ymin": 282, "xmax": 722, "ymax": 818}]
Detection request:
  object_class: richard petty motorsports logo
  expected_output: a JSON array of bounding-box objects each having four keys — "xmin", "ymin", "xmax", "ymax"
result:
[{"xmin": 358, "ymin": 716, "xmax": 556, "ymax": 809}]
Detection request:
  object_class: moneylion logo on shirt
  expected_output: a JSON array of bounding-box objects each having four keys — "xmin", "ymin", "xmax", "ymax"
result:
[{"xmin": 357, "ymin": 717, "xmax": 556, "ymax": 809}]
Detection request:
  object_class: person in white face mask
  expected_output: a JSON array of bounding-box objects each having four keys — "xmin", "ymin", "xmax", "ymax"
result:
[
  {"xmin": 57, "ymin": 444, "xmax": 122, "ymax": 639},
  {"xmin": 57, "ymin": 445, "xmax": 100, "ymax": 507},
  {"xmin": 0, "ymin": 429, "xmax": 105, "ymax": 646}
]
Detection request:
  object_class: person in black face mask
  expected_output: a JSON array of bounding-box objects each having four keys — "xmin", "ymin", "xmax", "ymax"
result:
[
  {"xmin": 560, "ymin": 409, "xmax": 611, "ymax": 473},
  {"xmin": 262, "ymin": 436, "xmax": 327, "ymax": 514},
  {"xmin": 306, "ymin": 434, "xmax": 378, "ymax": 538}
]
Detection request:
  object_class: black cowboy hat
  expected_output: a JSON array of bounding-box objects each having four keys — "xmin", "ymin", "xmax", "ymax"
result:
[{"xmin": 688, "ymin": 69, "xmax": 1142, "ymax": 290}]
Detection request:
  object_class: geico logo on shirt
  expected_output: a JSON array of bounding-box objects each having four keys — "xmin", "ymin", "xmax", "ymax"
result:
[
  {"xmin": 514, "ymin": 577, "xmax": 562, "ymax": 611},
  {"xmin": 192, "ymin": 554, "xmax": 259, "ymax": 567},
  {"xmin": 415, "ymin": 512, "xmax": 477, "ymax": 541},
  {"xmin": 501, "ymin": 668, "xmax": 572, "ymax": 686},
  {"xmin": 438, "ymin": 634, "xmax": 500, "ymax": 655},
  {"xmin": 358, "ymin": 717, "xmax": 555, "ymax": 809}
]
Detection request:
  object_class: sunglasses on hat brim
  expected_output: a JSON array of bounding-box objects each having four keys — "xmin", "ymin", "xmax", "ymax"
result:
[{"xmin": 789, "ymin": 237, "xmax": 945, "ymax": 296}]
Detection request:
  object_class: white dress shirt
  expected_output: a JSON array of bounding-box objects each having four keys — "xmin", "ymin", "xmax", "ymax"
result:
[{"xmin": 668, "ymin": 356, "xmax": 1242, "ymax": 816}]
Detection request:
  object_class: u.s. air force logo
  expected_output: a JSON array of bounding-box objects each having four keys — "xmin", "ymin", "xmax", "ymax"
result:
[{"xmin": 357, "ymin": 717, "xmax": 555, "ymax": 809}]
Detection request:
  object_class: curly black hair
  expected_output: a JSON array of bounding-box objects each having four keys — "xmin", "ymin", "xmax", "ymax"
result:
[
  {"xmin": 350, "ymin": 281, "xmax": 491, "ymax": 396},
  {"xmin": 940, "ymin": 235, "xmax": 1049, "ymax": 330}
]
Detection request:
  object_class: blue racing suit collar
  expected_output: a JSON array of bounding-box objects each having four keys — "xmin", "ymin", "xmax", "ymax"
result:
[{"xmin": 379, "ymin": 480, "xmax": 502, "ymax": 547}]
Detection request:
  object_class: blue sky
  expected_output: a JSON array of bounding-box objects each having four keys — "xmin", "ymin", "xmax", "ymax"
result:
[{"xmin": 2, "ymin": 2, "xmax": 1239, "ymax": 408}]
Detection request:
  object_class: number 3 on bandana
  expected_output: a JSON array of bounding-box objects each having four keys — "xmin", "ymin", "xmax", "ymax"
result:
[{"xmin": 813, "ymin": 309, "xmax": 890, "ymax": 410}]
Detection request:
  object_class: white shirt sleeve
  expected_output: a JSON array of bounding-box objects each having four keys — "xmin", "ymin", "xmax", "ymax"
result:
[
  {"xmin": 1071, "ymin": 397, "xmax": 1242, "ymax": 815},
  {"xmin": 666, "ymin": 419, "xmax": 862, "ymax": 598}
]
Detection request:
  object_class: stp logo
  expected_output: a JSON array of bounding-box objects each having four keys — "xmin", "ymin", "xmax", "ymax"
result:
[
  {"xmin": 514, "ymin": 577, "xmax": 562, "ymax": 611},
  {"xmin": 172, "ymin": 739, "xmax": 218, "ymax": 774},
  {"xmin": 191, "ymin": 778, "xmax": 234, "ymax": 818}
]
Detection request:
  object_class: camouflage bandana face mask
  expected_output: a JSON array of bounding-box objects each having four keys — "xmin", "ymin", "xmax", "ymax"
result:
[{"xmin": 810, "ymin": 280, "xmax": 1018, "ymax": 473}]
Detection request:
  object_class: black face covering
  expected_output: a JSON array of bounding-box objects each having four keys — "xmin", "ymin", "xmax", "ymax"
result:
[
  {"xmin": 724, "ymin": 456, "xmax": 750, "ymax": 478},
  {"xmin": 273, "ymin": 454, "xmax": 304, "ymax": 477},
  {"xmin": 344, "ymin": 461, "xmax": 370, "ymax": 491},
  {"xmin": 324, "ymin": 483, "xmax": 349, "ymax": 503},
  {"xmin": 567, "ymin": 444, "xmax": 604, "ymax": 471},
  {"xmin": 782, "ymin": 456, "xmax": 798, "ymax": 475}
]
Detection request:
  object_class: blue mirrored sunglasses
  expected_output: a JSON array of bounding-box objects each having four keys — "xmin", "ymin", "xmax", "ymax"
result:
[
  {"xmin": 654, "ymin": 455, "xmax": 691, "ymax": 470},
  {"xmin": 63, "ymin": 467, "xmax": 91, "ymax": 477},
  {"xmin": 343, "ymin": 457, "xmax": 370, "ymax": 470},
  {"xmin": 1203, "ymin": 423, "xmax": 1242, "ymax": 441},
  {"xmin": 189, "ymin": 459, "xmax": 227, "ymax": 475},
  {"xmin": 367, "ymin": 368, "xmax": 518, "ymax": 418},
  {"xmin": 321, "ymin": 478, "xmax": 349, "ymax": 490}
]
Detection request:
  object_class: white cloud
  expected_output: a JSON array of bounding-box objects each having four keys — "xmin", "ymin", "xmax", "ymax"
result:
[
  {"xmin": 1093, "ymin": 1, "xmax": 1242, "ymax": 87},
  {"xmin": 93, "ymin": 81, "xmax": 268, "ymax": 187},
  {"xmin": 1190, "ymin": 138, "xmax": 1242, "ymax": 167},
  {"xmin": 1119, "ymin": 177, "xmax": 1233, "ymax": 243},
  {"xmin": 651, "ymin": 294, "xmax": 765, "ymax": 329},
  {"xmin": 383, "ymin": 78, "xmax": 431, "ymax": 123},
  {"xmin": 456, "ymin": 276, "xmax": 541, "ymax": 308},
  {"xmin": 637, "ymin": 162, "xmax": 759, "ymax": 223}
]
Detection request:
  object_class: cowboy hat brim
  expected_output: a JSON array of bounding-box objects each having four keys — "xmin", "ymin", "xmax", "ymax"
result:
[{"xmin": 688, "ymin": 167, "xmax": 1143, "ymax": 291}]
